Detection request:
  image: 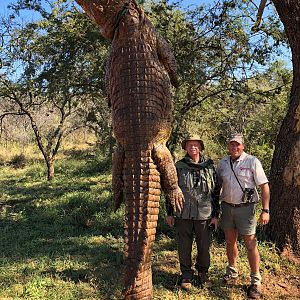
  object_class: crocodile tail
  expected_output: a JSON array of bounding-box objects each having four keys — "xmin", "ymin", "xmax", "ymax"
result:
[{"xmin": 123, "ymin": 148, "xmax": 161, "ymax": 300}]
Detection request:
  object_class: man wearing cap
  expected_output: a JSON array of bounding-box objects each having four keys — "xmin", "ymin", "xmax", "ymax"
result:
[
  {"xmin": 216, "ymin": 133, "xmax": 270, "ymax": 299},
  {"xmin": 166, "ymin": 134, "xmax": 219, "ymax": 290}
]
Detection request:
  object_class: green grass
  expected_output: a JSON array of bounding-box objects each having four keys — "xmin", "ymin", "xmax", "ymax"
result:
[{"xmin": 0, "ymin": 149, "xmax": 299, "ymax": 299}]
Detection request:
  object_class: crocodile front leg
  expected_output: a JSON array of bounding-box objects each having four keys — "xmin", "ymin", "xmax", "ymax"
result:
[{"xmin": 152, "ymin": 144, "xmax": 184, "ymax": 213}]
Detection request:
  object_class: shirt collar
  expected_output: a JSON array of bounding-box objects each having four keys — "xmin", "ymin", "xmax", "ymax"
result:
[
  {"xmin": 225, "ymin": 151, "xmax": 246, "ymax": 163},
  {"xmin": 234, "ymin": 151, "xmax": 246, "ymax": 162}
]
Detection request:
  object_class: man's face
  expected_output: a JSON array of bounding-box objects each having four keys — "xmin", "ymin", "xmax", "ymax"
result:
[
  {"xmin": 228, "ymin": 141, "xmax": 244, "ymax": 160},
  {"xmin": 185, "ymin": 140, "xmax": 202, "ymax": 157}
]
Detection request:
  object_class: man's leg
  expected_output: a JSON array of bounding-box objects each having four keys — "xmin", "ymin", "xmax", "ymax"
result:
[
  {"xmin": 194, "ymin": 220, "xmax": 211, "ymax": 286},
  {"xmin": 194, "ymin": 220, "xmax": 211, "ymax": 272},
  {"xmin": 225, "ymin": 228, "xmax": 239, "ymax": 268},
  {"xmin": 243, "ymin": 234, "xmax": 262, "ymax": 299},
  {"xmin": 240, "ymin": 205, "xmax": 262, "ymax": 299},
  {"xmin": 176, "ymin": 219, "xmax": 194, "ymax": 281},
  {"xmin": 243, "ymin": 234, "xmax": 260, "ymax": 277},
  {"xmin": 219, "ymin": 202, "xmax": 239, "ymax": 281},
  {"xmin": 223, "ymin": 229, "xmax": 239, "ymax": 281}
]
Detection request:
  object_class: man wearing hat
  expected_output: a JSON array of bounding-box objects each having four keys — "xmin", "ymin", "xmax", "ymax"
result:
[
  {"xmin": 166, "ymin": 134, "xmax": 219, "ymax": 290},
  {"xmin": 216, "ymin": 133, "xmax": 270, "ymax": 299}
]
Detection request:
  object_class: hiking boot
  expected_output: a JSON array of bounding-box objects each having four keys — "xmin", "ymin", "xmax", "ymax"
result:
[
  {"xmin": 181, "ymin": 278, "xmax": 192, "ymax": 290},
  {"xmin": 198, "ymin": 272, "xmax": 212, "ymax": 288},
  {"xmin": 247, "ymin": 284, "xmax": 262, "ymax": 299},
  {"xmin": 222, "ymin": 274, "xmax": 238, "ymax": 284}
]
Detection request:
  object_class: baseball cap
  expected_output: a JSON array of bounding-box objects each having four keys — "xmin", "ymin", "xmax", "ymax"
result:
[{"xmin": 228, "ymin": 133, "xmax": 244, "ymax": 144}]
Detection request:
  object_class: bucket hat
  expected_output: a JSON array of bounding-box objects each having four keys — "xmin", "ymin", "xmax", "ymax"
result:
[{"xmin": 181, "ymin": 134, "xmax": 205, "ymax": 150}]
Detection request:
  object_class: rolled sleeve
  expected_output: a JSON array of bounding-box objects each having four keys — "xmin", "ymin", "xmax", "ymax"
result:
[{"xmin": 253, "ymin": 158, "xmax": 269, "ymax": 186}]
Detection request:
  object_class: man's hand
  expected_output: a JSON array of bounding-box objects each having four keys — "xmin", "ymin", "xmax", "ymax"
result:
[
  {"xmin": 166, "ymin": 216, "xmax": 174, "ymax": 227},
  {"xmin": 259, "ymin": 211, "xmax": 270, "ymax": 225},
  {"xmin": 209, "ymin": 217, "xmax": 218, "ymax": 230}
]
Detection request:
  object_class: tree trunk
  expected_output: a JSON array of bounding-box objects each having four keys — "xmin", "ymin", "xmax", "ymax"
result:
[
  {"xmin": 47, "ymin": 158, "xmax": 55, "ymax": 181},
  {"xmin": 268, "ymin": 0, "xmax": 300, "ymax": 256}
]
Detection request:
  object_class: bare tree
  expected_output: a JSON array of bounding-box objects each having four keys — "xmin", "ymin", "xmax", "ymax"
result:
[
  {"xmin": 0, "ymin": 1, "xmax": 109, "ymax": 179},
  {"xmin": 0, "ymin": 76, "xmax": 85, "ymax": 179}
]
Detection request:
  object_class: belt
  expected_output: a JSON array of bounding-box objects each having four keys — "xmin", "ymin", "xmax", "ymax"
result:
[{"xmin": 223, "ymin": 202, "xmax": 253, "ymax": 208}]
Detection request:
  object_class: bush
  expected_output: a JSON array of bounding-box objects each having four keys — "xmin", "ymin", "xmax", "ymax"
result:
[
  {"xmin": 0, "ymin": 154, "xmax": 5, "ymax": 166},
  {"xmin": 9, "ymin": 153, "xmax": 27, "ymax": 168}
]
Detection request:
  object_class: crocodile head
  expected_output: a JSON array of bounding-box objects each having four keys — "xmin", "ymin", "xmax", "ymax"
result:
[{"xmin": 75, "ymin": 0, "xmax": 130, "ymax": 41}]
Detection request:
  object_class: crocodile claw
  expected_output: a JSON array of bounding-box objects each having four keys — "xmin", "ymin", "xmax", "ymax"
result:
[{"xmin": 168, "ymin": 187, "xmax": 184, "ymax": 213}]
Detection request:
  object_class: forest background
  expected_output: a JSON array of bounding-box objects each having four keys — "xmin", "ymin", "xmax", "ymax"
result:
[{"xmin": 0, "ymin": 0, "xmax": 299, "ymax": 299}]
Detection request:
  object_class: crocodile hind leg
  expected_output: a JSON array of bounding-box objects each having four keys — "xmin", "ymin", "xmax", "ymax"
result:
[
  {"xmin": 152, "ymin": 144, "xmax": 184, "ymax": 213},
  {"xmin": 112, "ymin": 144, "xmax": 125, "ymax": 211}
]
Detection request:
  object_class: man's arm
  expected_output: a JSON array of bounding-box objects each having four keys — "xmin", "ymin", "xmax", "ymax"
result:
[
  {"xmin": 211, "ymin": 164, "xmax": 223, "ymax": 218},
  {"xmin": 259, "ymin": 182, "xmax": 270, "ymax": 225},
  {"xmin": 209, "ymin": 166, "xmax": 221, "ymax": 229},
  {"xmin": 211, "ymin": 189, "xmax": 220, "ymax": 218}
]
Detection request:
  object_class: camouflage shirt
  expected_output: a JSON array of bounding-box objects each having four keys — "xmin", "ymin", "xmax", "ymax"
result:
[{"xmin": 167, "ymin": 155, "xmax": 220, "ymax": 220}]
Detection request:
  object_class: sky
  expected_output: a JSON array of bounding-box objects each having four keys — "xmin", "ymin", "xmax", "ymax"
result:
[
  {"xmin": 0, "ymin": 0, "xmax": 291, "ymax": 67},
  {"xmin": 0, "ymin": 0, "xmax": 204, "ymax": 28},
  {"xmin": 0, "ymin": 0, "xmax": 205, "ymax": 25},
  {"xmin": 0, "ymin": 0, "xmax": 203, "ymax": 16},
  {"xmin": 0, "ymin": 0, "xmax": 203, "ymax": 13}
]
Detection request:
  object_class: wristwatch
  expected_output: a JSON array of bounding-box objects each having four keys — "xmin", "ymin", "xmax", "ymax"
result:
[{"xmin": 262, "ymin": 209, "xmax": 270, "ymax": 214}]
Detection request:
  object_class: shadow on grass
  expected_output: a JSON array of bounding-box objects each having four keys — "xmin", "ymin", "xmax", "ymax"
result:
[
  {"xmin": 1, "ymin": 238, "xmax": 123, "ymax": 300},
  {"xmin": 62, "ymin": 149, "xmax": 95, "ymax": 159},
  {"xmin": 0, "ymin": 156, "xmax": 123, "ymax": 259},
  {"xmin": 41, "ymin": 242, "xmax": 124, "ymax": 294},
  {"xmin": 0, "ymin": 188, "xmax": 123, "ymax": 255},
  {"xmin": 53, "ymin": 154, "xmax": 112, "ymax": 178},
  {"xmin": 0, "ymin": 180, "xmax": 97, "ymax": 210},
  {"xmin": 1, "ymin": 199, "xmax": 124, "ymax": 298},
  {"xmin": 64, "ymin": 158, "xmax": 112, "ymax": 177},
  {"xmin": 43, "ymin": 267, "xmax": 91, "ymax": 283},
  {"xmin": 152, "ymin": 268, "xmax": 180, "ymax": 290}
]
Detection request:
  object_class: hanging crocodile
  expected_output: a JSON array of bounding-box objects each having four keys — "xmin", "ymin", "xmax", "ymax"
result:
[{"xmin": 75, "ymin": 0, "xmax": 184, "ymax": 298}]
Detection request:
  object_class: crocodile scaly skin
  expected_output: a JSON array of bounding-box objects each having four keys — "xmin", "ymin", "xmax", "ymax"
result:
[{"xmin": 75, "ymin": 1, "xmax": 184, "ymax": 298}]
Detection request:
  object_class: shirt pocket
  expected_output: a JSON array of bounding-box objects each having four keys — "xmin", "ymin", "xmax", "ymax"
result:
[
  {"xmin": 178, "ymin": 170, "xmax": 193, "ymax": 190},
  {"xmin": 219, "ymin": 166, "xmax": 230, "ymax": 179},
  {"xmin": 200, "ymin": 171, "xmax": 209, "ymax": 193},
  {"xmin": 235, "ymin": 168, "xmax": 254, "ymax": 187}
]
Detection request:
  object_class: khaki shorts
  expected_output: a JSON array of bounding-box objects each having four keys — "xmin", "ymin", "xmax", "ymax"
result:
[{"xmin": 219, "ymin": 202, "xmax": 257, "ymax": 235}]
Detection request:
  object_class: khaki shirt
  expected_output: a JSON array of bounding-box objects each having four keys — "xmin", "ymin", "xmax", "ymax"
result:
[{"xmin": 216, "ymin": 152, "xmax": 268, "ymax": 205}]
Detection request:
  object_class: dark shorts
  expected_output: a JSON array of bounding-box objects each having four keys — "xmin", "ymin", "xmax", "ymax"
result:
[{"xmin": 219, "ymin": 202, "xmax": 257, "ymax": 235}]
